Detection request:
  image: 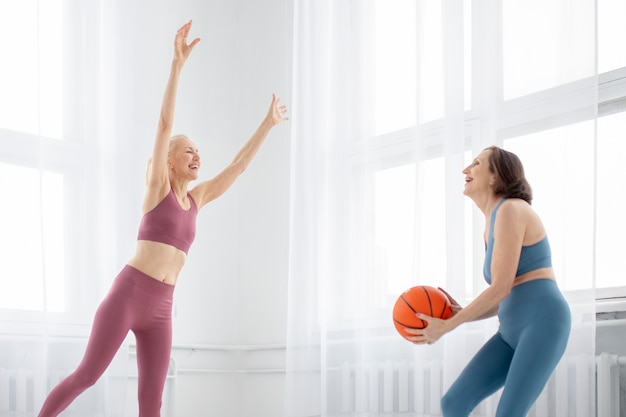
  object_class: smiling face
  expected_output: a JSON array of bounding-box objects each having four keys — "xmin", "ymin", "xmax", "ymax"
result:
[
  {"xmin": 462, "ymin": 149, "xmax": 496, "ymax": 199},
  {"xmin": 168, "ymin": 135, "xmax": 201, "ymax": 180}
]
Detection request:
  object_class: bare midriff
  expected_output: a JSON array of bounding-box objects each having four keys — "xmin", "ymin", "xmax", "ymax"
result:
[
  {"xmin": 127, "ymin": 240, "xmax": 187, "ymax": 286},
  {"xmin": 513, "ymin": 267, "xmax": 556, "ymax": 288}
]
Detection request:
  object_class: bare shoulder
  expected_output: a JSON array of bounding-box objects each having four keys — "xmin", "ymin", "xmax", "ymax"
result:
[
  {"xmin": 494, "ymin": 198, "xmax": 535, "ymax": 231},
  {"xmin": 188, "ymin": 185, "xmax": 209, "ymax": 210},
  {"xmin": 499, "ymin": 198, "xmax": 546, "ymax": 243},
  {"xmin": 493, "ymin": 199, "xmax": 526, "ymax": 235},
  {"xmin": 494, "ymin": 198, "xmax": 525, "ymax": 220},
  {"xmin": 499, "ymin": 198, "xmax": 533, "ymax": 215},
  {"xmin": 142, "ymin": 183, "xmax": 171, "ymax": 214}
]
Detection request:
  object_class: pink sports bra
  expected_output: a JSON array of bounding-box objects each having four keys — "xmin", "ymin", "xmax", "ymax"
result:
[{"xmin": 137, "ymin": 188, "xmax": 198, "ymax": 254}]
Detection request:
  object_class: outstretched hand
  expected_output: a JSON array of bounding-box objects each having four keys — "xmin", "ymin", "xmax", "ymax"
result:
[
  {"xmin": 266, "ymin": 94, "xmax": 289, "ymax": 126},
  {"xmin": 174, "ymin": 20, "xmax": 201, "ymax": 62}
]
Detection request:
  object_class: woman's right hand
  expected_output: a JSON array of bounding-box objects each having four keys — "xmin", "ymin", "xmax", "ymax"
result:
[
  {"xmin": 174, "ymin": 20, "xmax": 201, "ymax": 63},
  {"xmin": 265, "ymin": 94, "xmax": 289, "ymax": 126},
  {"xmin": 438, "ymin": 287, "xmax": 463, "ymax": 316}
]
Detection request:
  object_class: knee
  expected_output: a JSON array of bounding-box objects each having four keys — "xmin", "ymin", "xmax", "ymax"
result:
[
  {"xmin": 138, "ymin": 397, "xmax": 162, "ymax": 417},
  {"xmin": 68, "ymin": 368, "xmax": 100, "ymax": 389},
  {"xmin": 440, "ymin": 392, "xmax": 453, "ymax": 416},
  {"xmin": 441, "ymin": 391, "xmax": 465, "ymax": 417}
]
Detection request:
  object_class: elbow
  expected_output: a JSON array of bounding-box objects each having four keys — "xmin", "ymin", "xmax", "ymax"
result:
[
  {"xmin": 491, "ymin": 283, "xmax": 512, "ymax": 303},
  {"xmin": 157, "ymin": 115, "xmax": 172, "ymax": 135},
  {"xmin": 231, "ymin": 158, "xmax": 248, "ymax": 175}
]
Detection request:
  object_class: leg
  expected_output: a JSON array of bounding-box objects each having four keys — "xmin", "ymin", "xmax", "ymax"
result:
[
  {"xmin": 495, "ymin": 280, "xmax": 572, "ymax": 417},
  {"xmin": 38, "ymin": 292, "xmax": 132, "ymax": 417},
  {"xmin": 134, "ymin": 307, "xmax": 173, "ymax": 417},
  {"xmin": 495, "ymin": 323, "xmax": 571, "ymax": 417},
  {"xmin": 441, "ymin": 333, "xmax": 513, "ymax": 417}
]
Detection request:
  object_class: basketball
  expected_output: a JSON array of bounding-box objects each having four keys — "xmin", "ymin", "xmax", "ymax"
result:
[{"xmin": 392, "ymin": 285, "xmax": 454, "ymax": 341}]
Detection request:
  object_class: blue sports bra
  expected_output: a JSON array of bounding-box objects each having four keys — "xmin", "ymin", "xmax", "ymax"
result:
[
  {"xmin": 137, "ymin": 188, "xmax": 198, "ymax": 254},
  {"xmin": 483, "ymin": 199, "xmax": 552, "ymax": 285}
]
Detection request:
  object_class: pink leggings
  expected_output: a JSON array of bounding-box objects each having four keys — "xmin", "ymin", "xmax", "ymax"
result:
[{"xmin": 38, "ymin": 265, "xmax": 174, "ymax": 417}]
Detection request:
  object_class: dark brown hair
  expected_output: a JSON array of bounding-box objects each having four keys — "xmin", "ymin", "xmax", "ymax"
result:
[{"xmin": 485, "ymin": 146, "xmax": 532, "ymax": 204}]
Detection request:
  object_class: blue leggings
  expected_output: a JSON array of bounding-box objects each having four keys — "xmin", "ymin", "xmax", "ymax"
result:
[{"xmin": 441, "ymin": 279, "xmax": 571, "ymax": 417}]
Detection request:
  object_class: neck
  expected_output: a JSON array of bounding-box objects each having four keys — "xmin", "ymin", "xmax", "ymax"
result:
[
  {"xmin": 472, "ymin": 194, "xmax": 502, "ymax": 218},
  {"xmin": 170, "ymin": 180, "xmax": 190, "ymax": 198}
]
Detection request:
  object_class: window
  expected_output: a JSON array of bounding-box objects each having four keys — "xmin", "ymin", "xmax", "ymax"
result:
[
  {"xmin": 504, "ymin": 122, "xmax": 595, "ymax": 292},
  {"xmin": 373, "ymin": 0, "xmax": 418, "ymax": 134},
  {"xmin": 596, "ymin": 112, "xmax": 626, "ymax": 290},
  {"xmin": 0, "ymin": 0, "xmax": 77, "ymax": 314},
  {"xmin": 598, "ymin": 0, "xmax": 626, "ymax": 73},
  {"xmin": 374, "ymin": 164, "xmax": 417, "ymax": 298},
  {"xmin": 0, "ymin": 0, "xmax": 63, "ymax": 139},
  {"xmin": 502, "ymin": 0, "xmax": 595, "ymax": 100},
  {"xmin": 0, "ymin": 164, "xmax": 65, "ymax": 311},
  {"xmin": 369, "ymin": 0, "xmax": 625, "ymax": 305},
  {"xmin": 373, "ymin": 0, "xmax": 472, "ymax": 135}
]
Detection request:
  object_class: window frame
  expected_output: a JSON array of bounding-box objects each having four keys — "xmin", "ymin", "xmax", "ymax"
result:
[
  {"xmin": 0, "ymin": 129, "xmax": 93, "ymax": 322},
  {"xmin": 363, "ymin": 4, "xmax": 626, "ymax": 312},
  {"xmin": 0, "ymin": 2, "xmax": 102, "ymax": 324}
]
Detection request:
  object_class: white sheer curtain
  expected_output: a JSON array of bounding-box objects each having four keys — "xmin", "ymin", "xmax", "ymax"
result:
[
  {"xmin": 0, "ymin": 1, "xmax": 136, "ymax": 416},
  {"xmin": 285, "ymin": 0, "xmax": 596, "ymax": 416}
]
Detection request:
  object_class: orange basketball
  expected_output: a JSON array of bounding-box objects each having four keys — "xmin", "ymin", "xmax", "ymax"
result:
[{"xmin": 392, "ymin": 285, "xmax": 454, "ymax": 341}]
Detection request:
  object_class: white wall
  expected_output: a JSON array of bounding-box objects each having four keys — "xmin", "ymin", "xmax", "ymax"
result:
[
  {"xmin": 126, "ymin": 0, "xmax": 291, "ymax": 345},
  {"xmin": 129, "ymin": 0, "xmax": 291, "ymax": 347},
  {"xmin": 125, "ymin": 0, "xmax": 292, "ymax": 416}
]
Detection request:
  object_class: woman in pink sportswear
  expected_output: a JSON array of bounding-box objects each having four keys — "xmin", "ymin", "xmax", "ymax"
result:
[{"xmin": 37, "ymin": 20, "xmax": 288, "ymax": 417}]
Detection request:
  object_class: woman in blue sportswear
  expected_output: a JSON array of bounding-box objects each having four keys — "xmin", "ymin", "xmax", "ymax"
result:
[{"xmin": 406, "ymin": 146, "xmax": 571, "ymax": 417}]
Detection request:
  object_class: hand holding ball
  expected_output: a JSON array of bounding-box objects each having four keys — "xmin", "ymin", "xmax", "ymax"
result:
[{"xmin": 392, "ymin": 285, "xmax": 454, "ymax": 341}]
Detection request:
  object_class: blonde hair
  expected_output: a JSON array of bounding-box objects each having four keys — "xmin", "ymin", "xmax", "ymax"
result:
[
  {"xmin": 145, "ymin": 135, "xmax": 190, "ymax": 185},
  {"xmin": 168, "ymin": 134, "xmax": 189, "ymax": 156}
]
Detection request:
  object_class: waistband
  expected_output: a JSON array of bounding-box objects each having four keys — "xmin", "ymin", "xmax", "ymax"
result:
[
  {"xmin": 499, "ymin": 278, "xmax": 568, "ymax": 320},
  {"xmin": 116, "ymin": 264, "xmax": 175, "ymax": 298}
]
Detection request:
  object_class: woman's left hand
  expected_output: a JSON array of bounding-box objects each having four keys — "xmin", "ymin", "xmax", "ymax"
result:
[{"xmin": 405, "ymin": 313, "xmax": 448, "ymax": 345}]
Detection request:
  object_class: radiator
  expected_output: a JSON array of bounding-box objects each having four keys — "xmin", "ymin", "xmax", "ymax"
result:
[
  {"xmin": 334, "ymin": 354, "xmax": 615, "ymax": 416},
  {"xmin": 1, "ymin": 361, "xmax": 175, "ymax": 417},
  {"xmin": 2, "ymin": 355, "xmax": 622, "ymax": 416},
  {"xmin": 0, "ymin": 368, "xmax": 47, "ymax": 416},
  {"xmin": 597, "ymin": 352, "xmax": 626, "ymax": 417},
  {"xmin": 333, "ymin": 360, "xmax": 444, "ymax": 415}
]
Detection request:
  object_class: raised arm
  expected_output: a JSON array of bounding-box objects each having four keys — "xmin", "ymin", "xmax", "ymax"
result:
[
  {"xmin": 144, "ymin": 21, "xmax": 200, "ymax": 210},
  {"xmin": 190, "ymin": 94, "xmax": 288, "ymax": 208}
]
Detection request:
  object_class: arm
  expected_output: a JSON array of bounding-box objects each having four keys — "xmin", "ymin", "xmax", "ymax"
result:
[
  {"xmin": 408, "ymin": 201, "xmax": 525, "ymax": 344},
  {"xmin": 437, "ymin": 287, "xmax": 498, "ymax": 321},
  {"xmin": 190, "ymin": 94, "xmax": 288, "ymax": 208},
  {"xmin": 474, "ymin": 304, "xmax": 500, "ymax": 320},
  {"xmin": 144, "ymin": 21, "xmax": 200, "ymax": 209}
]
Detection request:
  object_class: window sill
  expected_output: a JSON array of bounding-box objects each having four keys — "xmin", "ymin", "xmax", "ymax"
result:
[{"xmin": 596, "ymin": 298, "xmax": 626, "ymax": 314}]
